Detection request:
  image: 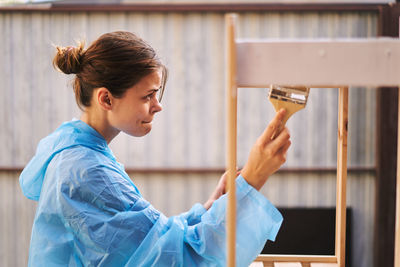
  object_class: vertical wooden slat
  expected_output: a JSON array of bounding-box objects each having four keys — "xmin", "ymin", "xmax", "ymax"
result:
[
  {"xmin": 205, "ymin": 13, "xmax": 225, "ymax": 166},
  {"xmin": 249, "ymin": 261, "xmax": 264, "ymax": 267},
  {"xmin": 182, "ymin": 13, "xmax": 205, "ymax": 167},
  {"xmin": 335, "ymin": 87, "xmax": 348, "ymax": 267},
  {"xmin": 310, "ymin": 263, "xmax": 339, "ymax": 267},
  {"xmin": 274, "ymin": 262, "xmax": 302, "ymax": 267},
  {"xmin": 374, "ymin": 6, "xmax": 400, "ymax": 266},
  {"xmin": 395, "ymin": 86, "xmax": 400, "ymax": 267},
  {"xmin": 225, "ymin": 13, "xmax": 237, "ymax": 267},
  {"xmin": 393, "ymin": 16, "xmax": 400, "ymax": 267},
  {"xmin": 13, "ymin": 13, "xmax": 31, "ymax": 166},
  {"xmin": 395, "ymin": 85, "xmax": 400, "ymax": 267},
  {"xmin": 0, "ymin": 13, "xmax": 14, "ymax": 167}
]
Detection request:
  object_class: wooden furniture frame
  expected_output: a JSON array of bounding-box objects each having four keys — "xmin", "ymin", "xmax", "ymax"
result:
[{"xmin": 225, "ymin": 13, "xmax": 400, "ymax": 267}]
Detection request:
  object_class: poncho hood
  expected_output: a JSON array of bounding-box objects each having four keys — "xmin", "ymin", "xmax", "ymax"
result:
[{"xmin": 19, "ymin": 120, "xmax": 114, "ymax": 201}]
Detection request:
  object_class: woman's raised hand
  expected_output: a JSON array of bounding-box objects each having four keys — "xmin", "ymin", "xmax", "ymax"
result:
[
  {"xmin": 241, "ymin": 109, "xmax": 291, "ymax": 191},
  {"xmin": 203, "ymin": 109, "xmax": 290, "ymax": 209}
]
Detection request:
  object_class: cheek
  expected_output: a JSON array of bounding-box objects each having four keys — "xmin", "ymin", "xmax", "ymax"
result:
[
  {"xmin": 123, "ymin": 106, "xmax": 148, "ymax": 125},
  {"xmin": 112, "ymin": 100, "xmax": 150, "ymax": 129},
  {"xmin": 119, "ymin": 103, "xmax": 140, "ymax": 118},
  {"xmin": 134, "ymin": 104, "xmax": 150, "ymax": 117}
]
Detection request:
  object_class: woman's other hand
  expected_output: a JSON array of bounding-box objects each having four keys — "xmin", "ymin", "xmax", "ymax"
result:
[
  {"xmin": 203, "ymin": 171, "xmax": 229, "ymax": 210},
  {"xmin": 241, "ymin": 109, "xmax": 291, "ymax": 191}
]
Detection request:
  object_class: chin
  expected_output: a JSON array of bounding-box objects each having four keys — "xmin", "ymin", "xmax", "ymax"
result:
[{"xmin": 127, "ymin": 126, "xmax": 152, "ymax": 137}]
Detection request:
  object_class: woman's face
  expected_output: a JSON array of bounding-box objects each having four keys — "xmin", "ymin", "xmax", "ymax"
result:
[{"xmin": 109, "ymin": 70, "xmax": 163, "ymax": 137}]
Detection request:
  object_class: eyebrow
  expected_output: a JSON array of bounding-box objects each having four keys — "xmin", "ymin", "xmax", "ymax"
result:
[{"xmin": 147, "ymin": 86, "xmax": 162, "ymax": 92}]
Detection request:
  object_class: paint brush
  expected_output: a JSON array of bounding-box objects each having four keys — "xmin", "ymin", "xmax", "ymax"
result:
[{"xmin": 269, "ymin": 85, "xmax": 310, "ymax": 139}]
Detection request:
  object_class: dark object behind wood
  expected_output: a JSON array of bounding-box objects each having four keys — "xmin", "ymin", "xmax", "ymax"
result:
[{"xmin": 262, "ymin": 208, "xmax": 352, "ymax": 267}]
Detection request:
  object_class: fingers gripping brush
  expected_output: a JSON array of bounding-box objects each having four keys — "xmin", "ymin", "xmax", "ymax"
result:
[{"xmin": 268, "ymin": 85, "xmax": 310, "ymax": 139}]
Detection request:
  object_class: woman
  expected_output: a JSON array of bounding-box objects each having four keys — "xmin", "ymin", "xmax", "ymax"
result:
[{"xmin": 20, "ymin": 31, "xmax": 291, "ymax": 266}]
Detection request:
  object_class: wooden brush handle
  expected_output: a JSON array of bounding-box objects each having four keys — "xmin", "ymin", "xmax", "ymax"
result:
[{"xmin": 269, "ymin": 94, "xmax": 307, "ymax": 139}]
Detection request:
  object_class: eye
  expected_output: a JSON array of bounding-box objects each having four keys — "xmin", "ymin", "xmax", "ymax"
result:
[{"xmin": 144, "ymin": 90, "xmax": 158, "ymax": 101}]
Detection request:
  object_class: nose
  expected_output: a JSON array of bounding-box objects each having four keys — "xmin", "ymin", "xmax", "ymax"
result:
[{"xmin": 151, "ymin": 98, "xmax": 163, "ymax": 114}]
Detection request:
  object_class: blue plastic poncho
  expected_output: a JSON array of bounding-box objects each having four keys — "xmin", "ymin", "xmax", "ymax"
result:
[{"xmin": 20, "ymin": 120, "xmax": 283, "ymax": 267}]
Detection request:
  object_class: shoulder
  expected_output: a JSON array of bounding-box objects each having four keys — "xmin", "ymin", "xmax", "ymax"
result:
[
  {"xmin": 48, "ymin": 146, "xmax": 141, "ymax": 211},
  {"xmin": 51, "ymin": 145, "xmax": 124, "ymax": 185},
  {"xmin": 51, "ymin": 145, "xmax": 116, "ymax": 174}
]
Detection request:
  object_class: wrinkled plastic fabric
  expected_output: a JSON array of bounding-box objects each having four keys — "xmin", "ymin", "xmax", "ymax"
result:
[{"xmin": 20, "ymin": 120, "xmax": 283, "ymax": 267}]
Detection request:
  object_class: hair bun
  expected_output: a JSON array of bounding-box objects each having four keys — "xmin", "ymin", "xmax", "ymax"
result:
[{"xmin": 53, "ymin": 42, "xmax": 84, "ymax": 74}]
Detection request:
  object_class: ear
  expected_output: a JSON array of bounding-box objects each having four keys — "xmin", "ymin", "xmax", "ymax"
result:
[{"xmin": 96, "ymin": 87, "xmax": 113, "ymax": 111}]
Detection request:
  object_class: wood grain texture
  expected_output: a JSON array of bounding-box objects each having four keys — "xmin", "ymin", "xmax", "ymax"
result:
[
  {"xmin": 395, "ymin": 85, "xmax": 400, "ymax": 267},
  {"xmin": 225, "ymin": 13, "xmax": 238, "ymax": 267},
  {"xmin": 336, "ymin": 87, "xmax": 348, "ymax": 267}
]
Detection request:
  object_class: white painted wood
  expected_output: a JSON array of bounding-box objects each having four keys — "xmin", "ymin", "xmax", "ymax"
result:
[
  {"xmin": 274, "ymin": 262, "xmax": 302, "ymax": 267},
  {"xmin": 12, "ymin": 13, "xmax": 32, "ymax": 166},
  {"xmin": 250, "ymin": 261, "xmax": 264, "ymax": 267},
  {"xmin": 237, "ymin": 39, "xmax": 400, "ymax": 87},
  {"xmin": 204, "ymin": 13, "xmax": 225, "ymax": 166},
  {"xmin": 160, "ymin": 13, "xmax": 186, "ymax": 167},
  {"xmin": 310, "ymin": 263, "xmax": 339, "ymax": 267},
  {"xmin": 0, "ymin": 13, "xmax": 14, "ymax": 166}
]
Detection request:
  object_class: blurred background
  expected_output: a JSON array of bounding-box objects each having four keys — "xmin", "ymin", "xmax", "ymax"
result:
[{"xmin": 0, "ymin": 0, "xmax": 398, "ymax": 266}]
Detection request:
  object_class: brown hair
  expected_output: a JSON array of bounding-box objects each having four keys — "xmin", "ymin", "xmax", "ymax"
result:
[{"xmin": 53, "ymin": 31, "xmax": 167, "ymax": 110}]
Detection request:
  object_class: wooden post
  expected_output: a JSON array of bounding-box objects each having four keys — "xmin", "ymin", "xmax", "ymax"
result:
[
  {"xmin": 374, "ymin": 9, "xmax": 400, "ymax": 267},
  {"xmin": 395, "ymin": 85, "xmax": 400, "ymax": 267},
  {"xmin": 225, "ymin": 13, "xmax": 237, "ymax": 267},
  {"xmin": 394, "ymin": 16, "xmax": 400, "ymax": 267},
  {"xmin": 335, "ymin": 87, "xmax": 348, "ymax": 267}
]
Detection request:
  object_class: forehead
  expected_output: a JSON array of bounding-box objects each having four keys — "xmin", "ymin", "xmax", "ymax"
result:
[
  {"xmin": 129, "ymin": 70, "xmax": 162, "ymax": 94},
  {"xmin": 138, "ymin": 70, "xmax": 162, "ymax": 89}
]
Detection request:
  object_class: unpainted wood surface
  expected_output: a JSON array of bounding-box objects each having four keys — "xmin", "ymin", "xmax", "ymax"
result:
[
  {"xmin": 225, "ymin": 13, "xmax": 238, "ymax": 267},
  {"xmin": 336, "ymin": 87, "xmax": 349, "ymax": 266}
]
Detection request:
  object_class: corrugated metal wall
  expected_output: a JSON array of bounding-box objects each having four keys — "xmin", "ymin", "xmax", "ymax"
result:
[{"xmin": 0, "ymin": 9, "xmax": 377, "ymax": 267}]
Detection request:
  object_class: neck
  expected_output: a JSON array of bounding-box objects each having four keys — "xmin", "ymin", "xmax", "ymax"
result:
[{"xmin": 80, "ymin": 109, "xmax": 119, "ymax": 144}]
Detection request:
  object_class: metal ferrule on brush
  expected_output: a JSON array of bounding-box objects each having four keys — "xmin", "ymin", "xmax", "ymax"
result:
[{"xmin": 269, "ymin": 86, "xmax": 309, "ymax": 105}]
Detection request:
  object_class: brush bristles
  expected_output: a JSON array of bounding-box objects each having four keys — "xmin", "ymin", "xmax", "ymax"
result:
[{"xmin": 269, "ymin": 85, "xmax": 309, "ymax": 105}]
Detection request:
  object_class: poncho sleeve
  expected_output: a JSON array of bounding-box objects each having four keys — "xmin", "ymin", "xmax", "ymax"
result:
[{"xmin": 54, "ymin": 160, "xmax": 282, "ymax": 267}]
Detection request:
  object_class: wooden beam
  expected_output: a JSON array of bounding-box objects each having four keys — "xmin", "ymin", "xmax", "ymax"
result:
[
  {"xmin": 256, "ymin": 255, "xmax": 337, "ymax": 263},
  {"xmin": 249, "ymin": 262, "xmax": 264, "ymax": 267},
  {"xmin": 335, "ymin": 87, "xmax": 348, "ymax": 267},
  {"xmin": 375, "ymin": 86, "xmax": 398, "ymax": 267},
  {"xmin": 374, "ymin": 4, "xmax": 400, "ymax": 267},
  {"xmin": 226, "ymin": 13, "xmax": 238, "ymax": 267},
  {"xmin": 310, "ymin": 263, "xmax": 339, "ymax": 267},
  {"xmin": 0, "ymin": 3, "xmax": 383, "ymax": 13},
  {"xmin": 395, "ymin": 85, "xmax": 400, "ymax": 267},
  {"xmin": 274, "ymin": 262, "xmax": 302, "ymax": 267},
  {"xmin": 236, "ymin": 39, "xmax": 400, "ymax": 87}
]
